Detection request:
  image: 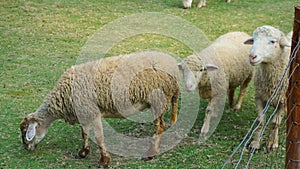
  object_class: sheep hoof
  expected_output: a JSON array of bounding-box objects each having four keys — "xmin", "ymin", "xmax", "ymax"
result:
[
  {"xmin": 98, "ymin": 164, "xmax": 108, "ymax": 169},
  {"xmin": 267, "ymin": 141, "xmax": 278, "ymax": 152},
  {"xmin": 76, "ymin": 148, "xmax": 90, "ymax": 159},
  {"xmin": 75, "ymin": 155, "xmax": 81, "ymax": 159},
  {"xmin": 143, "ymin": 148, "xmax": 157, "ymax": 161},
  {"xmin": 98, "ymin": 156, "xmax": 111, "ymax": 168},
  {"xmin": 233, "ymin": 105, "xmax": 241, "ymax": 111},
  {"xmin": 249, "ymin": 141, "xmax": 261, "ymax": 152},
  {"xmin": 197, "ymin": 2, "xmax": 205, "ymax": 8},
  {"xmin": 200, "ymin": 131, "xmax": 208, "ymax": 137},
  {"xmin": 200, "ymin": 127, "xmax": 209, "ymax": 138},
  {"xmin": 98, "ymin": 163, "xmax": 108, "ymax": 169},
  {"xmin": 75, "ymin": 153, "xmax": 86, "ymax": 159},
  {"xmin": 199, "ymin": 132, "xmax": 209, "ymax": 142},
  {"xmin": 141, "ymin": 156, "xmax": 156, "ymax": 161}
]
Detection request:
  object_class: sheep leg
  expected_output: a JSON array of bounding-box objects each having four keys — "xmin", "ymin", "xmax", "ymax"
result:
[
  {"xmin": 200, "ymin": 93, "xmax": 226, "ymax": 137},
  {"xmin": 249, "ymin": 98, "xmax": 266, "ymax": 151},
  {"xmin": 170, "ymin": 90, "xmax": 179, "ymax": 124},
  {"xmin": 76, "ymin": 125, "xmax": 90, "ymax": 159},
  {"xmin": 143, "ymin": 90, "xmax": 166, "ymax": 160},
  {"xmin": 267, "ymin": 103, "xmax": 285, "ymax": 152},
  {"xmin": 226, "ymin": 0, "xmax": 231, "ymax": 3},
  {"xmin": 144, "ymin": 114, "xmax": 165, "ymax": 160},
  {"xmin": 93, "ymin": 114, "xmax": 111, "ymax": 167},
  {"xmin": 200, "ymin": 105, "xmax": 213, "ymax": 137},
  {"xmin": 197, "ymin": 0, "xmax": 206, "ymax": 8},
  {"xmin": 228, "ymin": 89, "xmax": 235, "ymax": 108},
  {"xmin": 234, "ymin": 75, "xmax": 252, "ymax": 111}
]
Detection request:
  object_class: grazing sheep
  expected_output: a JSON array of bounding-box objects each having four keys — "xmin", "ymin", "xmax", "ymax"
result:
[
  {"xmin": 244, "ymin": 26, "xmax": 291, "ymax": 151},
  {"xmin": 178, "ymin": 32, "xmax": 253, "ymax": 136},
  {"xmin": 182, "ymin": 0, "xmax": 231, "ymax": 9},
  {"xmin": 19, "ymin": 51, "xmax": 179, "ymax": 167}
]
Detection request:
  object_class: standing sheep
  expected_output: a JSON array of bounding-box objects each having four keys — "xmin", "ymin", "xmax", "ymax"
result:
[
  {"xmin": 244, "ymin": 26, "xmax": 291, "ymax": 151},
  {"xmin": 178, "ymin": 32, "xmax": 253, "ymax": 137},
  {"xmin": 19, "ymin": 51, "xmax": 179, "ymax": 167},
  {"xmin": 182, "ymin": 0, "xmax": 231, "ymax": 9}
]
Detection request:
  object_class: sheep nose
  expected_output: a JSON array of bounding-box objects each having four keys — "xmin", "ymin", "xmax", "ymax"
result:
[
  {"xmin": 249, "ymin": 55, "xmax": 257, "ymax": 60},
  {"xmin": 185, "ymin": 84, "xmax": 194, "ymax": 91}
]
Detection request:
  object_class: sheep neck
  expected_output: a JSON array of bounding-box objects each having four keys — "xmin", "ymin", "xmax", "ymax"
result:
[
  {"xmin": 35, "ymin": 102, "xmax": 57, "ymax": 128},
  {"xmin": 254, "ymin": 48, "xmax": 289, "ymax": 105}
]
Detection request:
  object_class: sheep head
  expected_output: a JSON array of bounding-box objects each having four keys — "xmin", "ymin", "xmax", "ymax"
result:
[
  {"xmin": 244, "ymin": 25, "xmax": 291, "ymax": 66},
  {"xmin": 178, "ymin": 56, "xmax": 219, "ymax": 91},
  {"xmin": 20, "ymin": 114, "xmax": 47, "ymax": 151}
]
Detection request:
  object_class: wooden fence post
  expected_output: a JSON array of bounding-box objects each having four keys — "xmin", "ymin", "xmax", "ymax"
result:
[{"xmin": 286, "ymin": 5, "xmax": 300, "ymax": 169}]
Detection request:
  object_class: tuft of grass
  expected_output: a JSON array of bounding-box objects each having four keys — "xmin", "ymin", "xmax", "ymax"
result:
[{"xmin": 1, "ymin": 0, "xmax": 297, "ymax": 168}]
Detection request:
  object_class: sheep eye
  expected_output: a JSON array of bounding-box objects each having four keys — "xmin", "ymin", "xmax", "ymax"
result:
[
  {"xmin": 270, "ymin": 40, "xmax": 276, "ymax": 44},
  {"xmin": 200, "ymin": 67, "xmax": 207, "ymax": 72}
]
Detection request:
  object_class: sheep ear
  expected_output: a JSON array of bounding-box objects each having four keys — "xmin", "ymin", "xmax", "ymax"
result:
[
  {"xmin": 279, "ymin": 36, "xmax": 291, "ymax": 47},
  {"xmin": 206, "ymin": 64, "xmax": 219, "ymax": 71},
  {"xmin": 26, "ymin": 122, "xmax": 38, "ymax": 141},
  {"xmin": 287, "ymin": 31, "xmax": 293, "ymax": 39},
  {"xmin": 244, "ymin": 38, "xmax": 254, "ymax": 45},
  {"xmin": 178, "ymin": 62, "xmax": 183, "ymax": 70}
]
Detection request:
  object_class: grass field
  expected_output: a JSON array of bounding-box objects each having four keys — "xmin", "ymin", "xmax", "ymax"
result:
[{"xmin": 1, "ymin": 0, "xmax": 298, "ymax": 168}]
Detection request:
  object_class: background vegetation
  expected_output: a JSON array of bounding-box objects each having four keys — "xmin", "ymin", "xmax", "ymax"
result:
[{"xmin": 1, "ymin": 0, "xmax": 298, "ymax": 168}]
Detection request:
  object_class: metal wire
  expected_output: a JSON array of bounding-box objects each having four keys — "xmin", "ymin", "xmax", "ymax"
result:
[
  {"xmin": 243, "ymin": 41, "xmax": 300, "ymax": 168},
  {"xmin": 222, "ymin": 38, "xmax": 300, "ymax": 168},
  {"xmin": 245, "ymin": 62, "xmax": 299, "ymax": 168},
  {"xmin": 237, "ymin": 55, "xmax": 295, "ymax": 168}
]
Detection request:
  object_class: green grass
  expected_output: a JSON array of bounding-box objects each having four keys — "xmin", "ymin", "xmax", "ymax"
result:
[{"xmin": 1, "ymin": 0, "xmax": 297, "ymax": 168}]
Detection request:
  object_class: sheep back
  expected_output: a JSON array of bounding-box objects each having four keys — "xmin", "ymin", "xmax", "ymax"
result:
[
  {"xmin": 44, "ymin": 51, "xmax": 179, "ymax": 125},
  {"xmin": 193, "ymin": 32, "xmax": 253, "ymax": 98}
]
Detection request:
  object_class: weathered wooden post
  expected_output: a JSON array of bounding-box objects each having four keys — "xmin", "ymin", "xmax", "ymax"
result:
[{"xmin": 286, "ymin": 5, "xmax": 300, "ymax": 169}]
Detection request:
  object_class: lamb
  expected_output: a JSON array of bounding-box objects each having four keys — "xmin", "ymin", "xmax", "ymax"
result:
[
  {"xmin": 243, "ymin": 25, "xmax": 291, "ymax": 151},
  {"xmin": 19, "ymin": 51, "xmax": 179, "ymax": 167},
  {"xmin": 182, "ymin": 0, "xmax": 231, "ymax": 9},
  {"xmin": 178, "ymin": 32, "xmax": 253, "ymax": 137}
]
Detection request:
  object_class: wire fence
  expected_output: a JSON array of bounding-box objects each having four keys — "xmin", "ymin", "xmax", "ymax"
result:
[
  {"xmin": 221, "ymin": 6, "xmax": 300, "ymax": 169},
  {"xmin": 286, "ymin": 6, "xmax": 300, "ymax": 169}
]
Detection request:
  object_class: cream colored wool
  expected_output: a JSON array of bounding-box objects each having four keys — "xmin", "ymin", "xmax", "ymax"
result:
[
  {"xmin": 252, "ymin": 26, "xmax": 290, "ymax": 106},
  {"xmin": 20, "ymin": 51, "xmax": 179, "ymax": 167},
  {"xmin": 179, "ymin": 32, "xmax": 254, "ymax": 136},
  {"xmin": 245, "ymin": 26, "xmax": 291, "ymax": 152}
]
